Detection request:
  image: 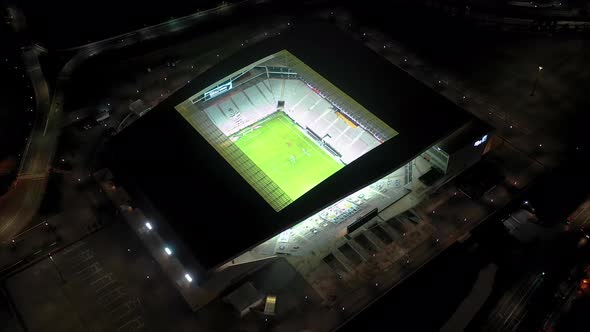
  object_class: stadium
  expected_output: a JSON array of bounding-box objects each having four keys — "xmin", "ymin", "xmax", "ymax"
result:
[{"xmin": 105, "ymin": 21, "xmax": 492, "ymax": 310}]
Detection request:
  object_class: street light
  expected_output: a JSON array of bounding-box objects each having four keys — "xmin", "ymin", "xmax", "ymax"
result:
[
  {"xmin": 184, "ymin": 273, "xmax": 193, "ymax": 283},
  {"xmin": 530, "ymin": 65, "xmax": 543, "ymax": 96},
  {"xmin": 164, "ymin": 247, "xmax": 172, "ymax": 255},
  {"xmin": 49, "ymin": 254, "xmax": 66, "ymax": 283},
  {"xmin": 145, "ymin": 222, "xmax": 152, "ymax": 230}
]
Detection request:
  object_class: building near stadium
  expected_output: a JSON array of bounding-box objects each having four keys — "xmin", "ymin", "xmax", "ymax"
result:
[{"xmin": 104, "ymin": 21, "xmax": 491, "ymax": 311}]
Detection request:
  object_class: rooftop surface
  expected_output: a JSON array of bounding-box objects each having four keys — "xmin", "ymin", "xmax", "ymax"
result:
[{"xmin": 107, "ymin": 20, "xmax": 474, "ymax": 269}]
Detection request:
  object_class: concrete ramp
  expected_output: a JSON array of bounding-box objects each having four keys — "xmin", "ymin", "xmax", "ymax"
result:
[{"xmin": 440, "ymin": 263, "xmax": 498, "ymax": 332}]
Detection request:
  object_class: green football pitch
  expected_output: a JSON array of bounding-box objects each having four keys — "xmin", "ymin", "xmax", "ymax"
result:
[{"xmin": 234, "ymin": 112, "xmax": 344, "ymax": 202}]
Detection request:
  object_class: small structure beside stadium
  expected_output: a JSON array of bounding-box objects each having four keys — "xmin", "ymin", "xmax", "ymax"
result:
[
  {"xmin": 129, "ymin": 99, "xmax": 151, "ymax": 117},
  {"xmin": 223, "ymin": 282, "xmax": 263, "ymax": 317}
]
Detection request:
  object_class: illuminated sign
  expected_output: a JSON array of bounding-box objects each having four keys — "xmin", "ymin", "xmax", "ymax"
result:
[
  {"xmin": 204, "ymin": 81, "xmax": 233, "ymax": 100},
  {"xmin": 474, "ymin": 134, "xmax": 488, "ymax": 147}
]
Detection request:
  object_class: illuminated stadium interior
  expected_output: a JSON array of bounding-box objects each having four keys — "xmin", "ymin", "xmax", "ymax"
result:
[{"xmin": 175, "ymin": 50, "xmax": 398, "ymax": 211}]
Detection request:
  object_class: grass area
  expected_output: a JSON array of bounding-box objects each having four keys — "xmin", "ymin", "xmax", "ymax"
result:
[{"xmin": 234, "ymin": 112, "xmax": 343, "ymax": 202}]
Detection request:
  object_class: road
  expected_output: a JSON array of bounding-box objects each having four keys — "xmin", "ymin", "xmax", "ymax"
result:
[
  {"xmin": 0, "ymin": 0, "xmax": 259, "ymax": 242},
  {"xmin": 480, "ymin": 272, "xmax": 546, "ymax": 332},
  {"xmin": 568, "ymin": 197, "xmax": 590, "ymax": 230},
  {"xmin": 0, "ymin": 43, "xmax": 53, "ymax": 241},
  {"xmin": 55, "ymin": 0, "xmax": 257, "ymax": 52}
]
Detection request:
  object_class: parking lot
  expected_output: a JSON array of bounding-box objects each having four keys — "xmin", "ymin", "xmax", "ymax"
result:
[{"xmin": 5, "ymin": 222, "xmax": 200, "ymax": 332}]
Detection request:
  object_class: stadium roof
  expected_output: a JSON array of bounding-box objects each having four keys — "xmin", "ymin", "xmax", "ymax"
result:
[{"xmin": 107, "ymin": 21, "xmax": 480, "ymax": 269}]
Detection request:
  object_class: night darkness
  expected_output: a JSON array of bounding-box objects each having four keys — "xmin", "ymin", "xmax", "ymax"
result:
[{"xmin": 3, "ymin": 0, "xmax": 590, "ymax": 331}]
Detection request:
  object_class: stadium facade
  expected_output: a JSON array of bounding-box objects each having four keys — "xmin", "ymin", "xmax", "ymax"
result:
[{"xmin": 105, "ymin": 21, "xmax": 492, "ymax": 310}]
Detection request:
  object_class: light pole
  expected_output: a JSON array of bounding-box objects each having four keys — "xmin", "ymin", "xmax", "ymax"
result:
[
  {"xmin": 49, "ymin": 254, "xmax": 66, "ymax": 284},
  {"xmin": 530, "ymin": 66, "xmax": 543, "ymax": 96}
]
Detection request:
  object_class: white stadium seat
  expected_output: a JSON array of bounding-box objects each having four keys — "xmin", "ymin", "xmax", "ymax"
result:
[{"xmin": 203, "ymin": 77, "xmax": 383, "ymax": 160}]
